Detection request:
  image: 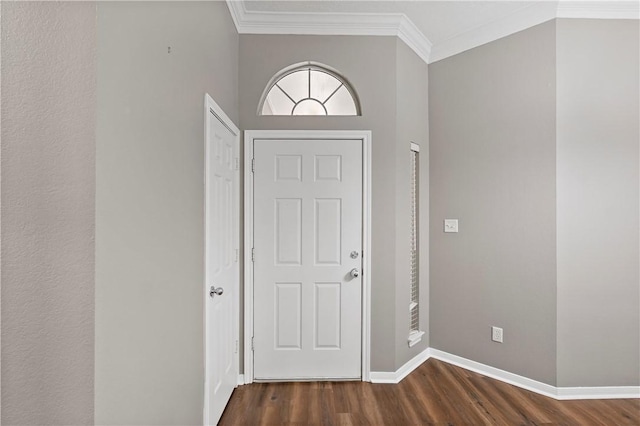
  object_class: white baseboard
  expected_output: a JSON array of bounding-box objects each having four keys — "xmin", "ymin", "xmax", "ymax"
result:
[
  {"xmin": 428, "ymin": 348, "xmax": 557, "ymax": 399},
  {"xmin": 370, "ymin": 347, "xmax": 431, "ymax": 384},
  {"xmin": 369, "ymin": 347, "xmax": 639, "ymax": 400},
  {"xmin": 429, "ymin": 348, "xmax": 640, "ymax": 400},
  {"xmin": 237, "ymin": 374, "xmax": 245, "ymax": 386},
  {"xmin": 557, "ymin": 386, "xmax": 640, "ymax": 400}
]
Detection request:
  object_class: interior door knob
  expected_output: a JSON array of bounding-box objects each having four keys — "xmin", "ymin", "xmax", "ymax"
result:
[
  {"xmin": 350, "ymin": 268, "xmax": 360, "ymax": 278},
  {"xmin": 210, "ymin": 286, "xmax": 224, "ymax": 297}
]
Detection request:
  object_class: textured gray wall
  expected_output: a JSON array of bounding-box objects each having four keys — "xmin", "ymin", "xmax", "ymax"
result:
[
  {"xmin": 429, "ymin": 21, "xmax": 558, "ymax": 385},
  {"xmin": 394, "ymin": 39, "xmax": 430, "ymax": 368},
  {"xmin": 556, "ymin": 19, "xmax": 640, "ymax": 387},
  {"xmin": 3, "ymin": 9, "xmax": 635, "ymax": 426},
  {"xmin": 95, "ymin": 2, "xmax": 238, "ymax": 424},
  {"xmin": 239, "ymin": 34, "xmax": 404, "ymax": 371},
  {"xmin": 1, "ymin": 2, "xmax": 96, "ymax": 424}
]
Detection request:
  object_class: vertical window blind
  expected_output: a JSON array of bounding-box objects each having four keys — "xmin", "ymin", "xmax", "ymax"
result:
[{"xmin": 409, "ymin": 144, "xmax": 420, "ymax": 336}]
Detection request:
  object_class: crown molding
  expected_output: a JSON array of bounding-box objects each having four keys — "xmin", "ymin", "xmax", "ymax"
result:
[
  {"xmin": 226, "ymin": 0, "xmax": 243, "ymax": 31},
  {"xmin": 227, "ymin": 1, "xmax": 639, "ymax": 65},
  {"xmin": 557, "ymin": 1, "xmax": 640, "ymax": 19},
  {"xmin": 226, "ymin": 0, "xmax": 431, "ymax": 64},
  {"xmin": 397, "ymin": 13, "xmax": 432, "ymax": 64},
  {"xmin": 429, "ymin": 2, "xmax": 558, "ymax": 63}
]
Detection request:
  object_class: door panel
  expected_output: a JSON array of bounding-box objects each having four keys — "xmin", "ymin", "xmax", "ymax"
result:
[
  {"xmin": 314, "ymin": 282, "xmax": 341, "ymax": 349},
  {"xmin": 253, "ymin": 139, "xmax": 362, "ymax": 380},
  {"xmin": 315, "ymin": 198, "xmax": 342, "ymax": 265},
  {"xmin": 275, "ymin": 283, "xmax": 302, "ymax": 349},
  {"xmin": 275, "ymin": 198, "xmax": 302, "ymax": 265},
  {"xmin": 206, "ymin": 106, "xmax": 238, "ymax": 424}
]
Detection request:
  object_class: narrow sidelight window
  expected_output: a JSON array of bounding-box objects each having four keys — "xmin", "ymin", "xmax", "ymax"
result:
[{"xmin": 408, "ymin": 142, "xmax": 424, "ymax": 347}]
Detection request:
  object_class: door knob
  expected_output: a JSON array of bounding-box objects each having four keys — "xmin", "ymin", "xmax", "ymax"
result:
[
  {"xmin": 210, "ymin": 286, "xmax": 224, "ymax": 297},
  {"xmin": 350, "ymin": 268, "xmax": 360, "ymax": 278}
]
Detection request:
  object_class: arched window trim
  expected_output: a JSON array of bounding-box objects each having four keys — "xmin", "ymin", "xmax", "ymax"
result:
[{"xmin": 258, "ymin": 61, "xmax": 362, "ymax": 116}]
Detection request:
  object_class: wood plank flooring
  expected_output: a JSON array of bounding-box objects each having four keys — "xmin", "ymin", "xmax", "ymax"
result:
[{"xmin": 219, "ymin": 359, "xmax": 640, "ymax": 425}]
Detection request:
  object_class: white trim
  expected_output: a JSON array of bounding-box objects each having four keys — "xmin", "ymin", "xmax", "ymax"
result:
[
  {"xmin": 243, "ymin": 134, "xmax": 255, "ymax": 384},
  {"xmin": 429, "ymin": 349, "xmax": 640, "ymax": 401},
  {"xmin": 225, "ymin": 0, "xmax": 243, "ymax": 36},
  {"xmin": 243, "ymin": 130, "xmax": 372, "ymax": 384},
  {"xmin": 396, "ymin": 16, "xmax": 432, "ymax": 65},
  {"xmin": 203, "ymin": 94, "xmax": 240, "ymax": 426},
  {"xmin": 368, "ymin": 347, "xmax": 639, "ymax": 400},
  {"xmin": 370, "ymin": 348, "xmax": 431, "ymax": 384},
  {"xmin": 362, "ymin": 133, "xmax": 372, "ymax": 382},
  {"xmin": 407, "ymin": 330, "xmax": 425, "ymax": 348},
  {"xmin": 429, "ymin": 348, "xmax": 558, "ymax": 399},
  {"xmin": 556, "ymin": 386, "xmax": 640, "ymax": 400},
  {"xmin": 429, "ymin": 1, "xmax": 640, "ymax": 63},
  {"xmin": 206, "ymin": 95, "xmax": 240, "ymax": 138},
  {"xmin": 429, "ymin": 2, "xmax": 558, "ymax": 64},
  {"xmin": 227, "ymin": 0, "xmax": 638, "ymax": 65},
  {"xmin": 237, "ymin": 374, "xmax": 245, "ymax": 386},
  {"xmin": 410, "ymin": 142, "xmax": 420, "ymax": 153},
  {"xmin": 226, "ymin": 1, "xmax": 431, "ymax": 64},
  {"xmin": 557, "ymin": 1, "xmax": 640, "ymax": 19}
]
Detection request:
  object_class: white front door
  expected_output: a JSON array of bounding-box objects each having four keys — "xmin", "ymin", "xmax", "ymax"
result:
[
  {"xmin": 253, "ymin": 138, "xmax": 363, "ymax": 380},
  {"xmin": 205, "ymin": 96, "xmax": 238, "ymax": 424}
]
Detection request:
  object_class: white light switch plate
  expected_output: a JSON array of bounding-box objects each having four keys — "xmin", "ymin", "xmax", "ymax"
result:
[{"xmin": 444, "ymin": 219, "xmax": 458, "ymax": 233}]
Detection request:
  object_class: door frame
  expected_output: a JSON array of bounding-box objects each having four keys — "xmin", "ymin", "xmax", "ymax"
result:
[
  {"xmin": 243, "ymin": 130, "xmax": 372, "ymax": 384},
  {"xmin": 203, "ymin": 94, "xmax": 240, "ymax": 425}
]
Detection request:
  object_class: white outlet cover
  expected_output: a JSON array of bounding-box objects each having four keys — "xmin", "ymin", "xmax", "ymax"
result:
[
  {"xmin": 491, "ymin": 326, "xmax": 504, "ymax": 343},
  {"xmin": 444, "ymin": 219, "xmax": 459, "ymax": 233}
]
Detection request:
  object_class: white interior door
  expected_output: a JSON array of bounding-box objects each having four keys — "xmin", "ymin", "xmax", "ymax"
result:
[
  {"xmin": 253, "ymin": 138, "xmax": 363, "ymax": 380},
  {"xmin": 205, "ymin": 96, "xmax": 239, "ymax": 424}
]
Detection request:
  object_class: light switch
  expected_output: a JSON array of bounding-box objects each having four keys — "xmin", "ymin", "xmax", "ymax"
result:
[{"xmin": 444, "ymin": 219, "xmax": 458, "ymax": 233}]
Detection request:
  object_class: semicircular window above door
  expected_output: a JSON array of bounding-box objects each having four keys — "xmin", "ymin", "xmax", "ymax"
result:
[{"xmin": 259, "ymin": 63, "xmax": 361, "ymax": 116}]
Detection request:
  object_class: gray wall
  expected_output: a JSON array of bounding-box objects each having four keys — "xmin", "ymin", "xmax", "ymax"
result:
[
  {"xmin": 95, "ymin": 2, "xmax": 238, "ymax": 424},
  {"xmin": 2, "ymin": 7, "xmax": 636, "ymax": 426},
  {"xmin": 556, "ymin": 19, "xmax": 640, "ymax": 387},
  {"xmin": 429, "ymin": 21, "xmax": 558, "ymax": 385},
  {"xmin": 1, "ymin": 2, "xmax": 96, "ymax": 424},
  {"xmin": 395, "ymin": 39, "xmax": 430, "ymax": 367},
  {"xmin": 240, "ymin": 34, "xmax": 398, "ymax": 371},
  {"xmin": 240, "ymin": 34, "xmax": 430, "ymax": 372}
]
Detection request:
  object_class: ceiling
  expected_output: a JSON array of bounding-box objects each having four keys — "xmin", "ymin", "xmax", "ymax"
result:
[
  {"xmin": 228, "ymin": 1, "xmax": 639, "ymax": 63},
  {"xmin": 243, "ymin": 1, "xmax": 538, "ymax": 45}
]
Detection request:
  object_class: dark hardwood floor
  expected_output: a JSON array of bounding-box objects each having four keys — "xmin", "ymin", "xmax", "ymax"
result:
[{"xmin": 219, "ymin": 358, "xmax": 640, "ymax": 425}]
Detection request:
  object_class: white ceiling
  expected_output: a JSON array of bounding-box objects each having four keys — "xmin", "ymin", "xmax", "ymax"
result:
[
  {"xmin": 243, "ymin": 1, "xmax": 538, "ymax": 45},
  {"xmin": 230, "ymin": 1, "xmax": 640, "ymax": 63}
]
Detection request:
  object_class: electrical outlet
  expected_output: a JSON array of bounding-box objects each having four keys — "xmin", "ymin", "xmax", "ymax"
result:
[{"xmin": 491, "ymin": 326, "xmax": 503, "ymax": 343}]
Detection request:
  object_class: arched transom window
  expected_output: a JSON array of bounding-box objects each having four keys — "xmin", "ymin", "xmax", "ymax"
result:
[{"xmin": 260, "ymin": 63, "xmax": 360, "ymax": 116}]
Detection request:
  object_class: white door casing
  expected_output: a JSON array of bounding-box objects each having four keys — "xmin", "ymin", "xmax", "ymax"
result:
[
  {"xmin": 244, "ymin": 130, "xmax": 372, "ymax": 383},
  {"xmin": 204, "ymin": 94, "xmax": 239, "ymax": 425}
]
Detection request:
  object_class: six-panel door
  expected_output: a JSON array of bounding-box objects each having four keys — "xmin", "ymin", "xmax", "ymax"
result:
[
  {"xmin": 206, "ymin": 109, "xmax": 238, "ymax": 424},
  {"xmin": 253, "ymin": 139, "xmax": 362, "ymax": 380}
]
